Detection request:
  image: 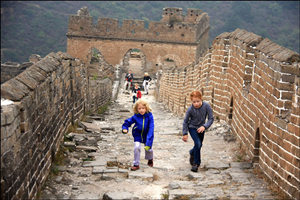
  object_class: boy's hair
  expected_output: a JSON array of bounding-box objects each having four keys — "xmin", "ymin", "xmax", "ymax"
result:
[
  {"xmin": 135, "ymin": 83, "xmax": 139, "ymax": 87},
  {"xmin": 190, "ymin": 90, "xmax": 202, "ymax": 100},
  {"xmin": 133, "ymin": 99, "xmax": 152, "ymax": 114}
]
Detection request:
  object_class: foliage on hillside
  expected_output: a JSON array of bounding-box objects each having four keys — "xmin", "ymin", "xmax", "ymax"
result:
[{"xmin": 1, "ymin": 1, "xmax": 299, "ymax": 63}]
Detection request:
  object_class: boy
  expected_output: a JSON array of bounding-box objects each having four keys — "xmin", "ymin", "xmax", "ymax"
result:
[
  {"xmin": 124, "ymin": 70, "xmax": 133, "ymax": 91},
  {"xmin": 182, "ymin": 91, "xmax": 214, "ymax": 172}
]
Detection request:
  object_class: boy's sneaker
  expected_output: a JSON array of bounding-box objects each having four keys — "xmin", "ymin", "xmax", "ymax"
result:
[
  {"xmin": 189, "ymin": 154, "xmax": 194, "ymax": 166},
  {"xmin": 191, "ymin": 164, "xmax": 199, "ymax": 172},
  {"xmin": 131, "ymin": 165, "xmax": 140, "ymax": 171},
  {"xmin": 147, "ymin": 159, "xmax": 153, "ymax": 167}
]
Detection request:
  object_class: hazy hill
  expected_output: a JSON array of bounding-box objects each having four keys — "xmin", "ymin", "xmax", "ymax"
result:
[{"xmin": 1, "ymin": 1, "xmax": 299, "ymax": 63}]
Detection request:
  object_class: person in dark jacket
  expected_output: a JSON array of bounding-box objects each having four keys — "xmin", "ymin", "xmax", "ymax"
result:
[
  {"xmin": 124, "ymin": 70, "xmax": 133, "ymax": 91},
  {"xmin": 182, "ymin": 90, "xmax": 214, "ymax": 172},
  {"xmin": 142, "ymin": 72, "xmax": 152, "ymax": 95},
  {"xmin": 122, "ymin": 99, "xmax": 154, "ymax": 171}
]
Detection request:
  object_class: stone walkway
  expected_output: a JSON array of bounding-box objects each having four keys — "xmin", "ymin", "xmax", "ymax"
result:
[{"xmin": 39, "ymin": 85, "xmax": 277, "ymax": 200}]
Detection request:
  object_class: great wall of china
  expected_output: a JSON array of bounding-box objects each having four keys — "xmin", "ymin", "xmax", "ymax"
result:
[{"xmin": 1, "ymin": 6, "xmax": 299, "ymax": 200}]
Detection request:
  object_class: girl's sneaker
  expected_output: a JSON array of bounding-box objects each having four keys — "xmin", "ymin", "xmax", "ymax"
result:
[
  {"xmin": 147, "ymin": 159, "xmax": 153, "ymax": 167},
  {"xmin": 131, "ymin": 165, "xmax": 140, "ymax": 171}
]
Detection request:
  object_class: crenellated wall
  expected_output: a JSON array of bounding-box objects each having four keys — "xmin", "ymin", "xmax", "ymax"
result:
[
  {"xmin": 1, "ymin": 52, "xmax": 114, "ymax": 200},
  {"xmin": 157, "ymin": 28, "xmax": 300, "ymax": 199},
  {"xmin": 66, "ymin": 7, "xmax": 209, "ymax": 70}
]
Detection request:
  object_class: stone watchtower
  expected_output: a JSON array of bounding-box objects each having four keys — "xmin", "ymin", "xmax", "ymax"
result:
[{"xmin": 66, "ymin": 6, "xmax": 209, "ymax": 72}]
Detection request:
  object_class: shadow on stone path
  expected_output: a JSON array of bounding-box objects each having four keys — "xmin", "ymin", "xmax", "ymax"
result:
[{"xmin": 39, "ymin": 86, "xmax": 277, "ymax": 200}]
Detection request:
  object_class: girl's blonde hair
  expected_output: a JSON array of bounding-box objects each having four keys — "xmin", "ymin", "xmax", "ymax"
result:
[
  {"xmin": 133, "ymin": 99, "xmax": 152, "ymax": 114},
  {"xmin": 144, "ymin": 72, "xmax": 149, "ymax": 76}
]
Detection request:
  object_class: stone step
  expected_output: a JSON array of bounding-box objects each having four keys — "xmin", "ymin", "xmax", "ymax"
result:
[
  {"xmin": 168, "ymin": 189, "xmax": 197, "ymax": 200},
  {"xmin": 128, "ymin": 171, "xmax": 154, "ymax": 181},
  {"xmin": 103, "ymin": 191, "xmax": 136, "ymax": 200}
]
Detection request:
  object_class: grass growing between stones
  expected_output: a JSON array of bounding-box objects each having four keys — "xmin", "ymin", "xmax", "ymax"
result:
[
  {"xmin": 97, "ymin": 101, "xmax": 111, "ymax": 115},
  {"xmin": 51, "ymin": 145, "xmax": 68, "ymax": 173},
  {"xmin": 66, "ymin": 121, "xmax": 82, "ymax": 134},
  {"xmin": 161, "ymin": 192, "xmax": 169, "ymax": 200}
]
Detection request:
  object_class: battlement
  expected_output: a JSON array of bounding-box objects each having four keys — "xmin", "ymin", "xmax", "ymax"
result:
[
  {"xmin": 161, "ymin": 7, "xmax": 184, "ymax": 23},
  {"xmin": 67, "ymin": 7, "xmax": 209, "ymax": 45}
]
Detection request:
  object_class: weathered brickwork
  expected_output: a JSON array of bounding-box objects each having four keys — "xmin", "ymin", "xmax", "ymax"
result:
[
  {"xmin": 1, "ymin": 62, "xmax": 33, "ymax": 84},
  {"xmin": 157, "ymin": 29, "xmax": 300, "ymax": 199},
  {"xmin": 66, "ymin": 7, "xmax": 209, "ymax": 70},
  {"xmin": 1, "ymin": 52, "xmax": 114, "ymax": 200}
]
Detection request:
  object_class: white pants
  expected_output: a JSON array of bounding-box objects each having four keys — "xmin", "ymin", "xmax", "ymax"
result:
[
  {"xmin": 143, "ymin": 81, "xmax": 149, "ymax": 93},
  {"xmin": 124, "ymin": 81, "xmax": 131, "ymax": 91},
  {"xmin": 133, "ymin": 142, "xmax": 153, "ymax": 166}
]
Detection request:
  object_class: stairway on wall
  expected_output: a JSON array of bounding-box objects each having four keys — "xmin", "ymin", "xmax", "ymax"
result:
[
  {"xmin": 39, "ymin": 82, "xmax": 277, "ymax": 200},
  {"xmin": 132, "ymin": 77, "xmax": 144, "ymax": 90},
  {"xmin": 124, "ymin": 77, "xmax": 145, "ymax": 91}
]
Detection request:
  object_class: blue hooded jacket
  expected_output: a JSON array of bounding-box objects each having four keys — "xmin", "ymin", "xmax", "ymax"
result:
[{"xmin": 122, "ymin": 112, "xmax": 154, "ymax": 147}]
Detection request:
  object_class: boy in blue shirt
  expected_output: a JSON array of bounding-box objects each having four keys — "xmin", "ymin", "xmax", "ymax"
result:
[{"xmin": 182, "ymin": 91, "xmax": 214, "ymax": 172}]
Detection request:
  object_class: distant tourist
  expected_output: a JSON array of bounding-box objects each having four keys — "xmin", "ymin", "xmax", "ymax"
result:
[
  {"xmin": 132, "ymin": 83, "xmax": 142, "ymax": 104},
  {"xmin": 142, "ymin": 72, "xmax": 152, "ymax": 95},
  {"xmin": 182, "ymin": 91, "xmax": 214, "ymax": 172},
  {"xmin": 122, "ymin": 99, "xmax": 154, "ymax": 171},
  {"xmin": 124, "ymin": 70, "xmax": 133, "ymax": 91}
]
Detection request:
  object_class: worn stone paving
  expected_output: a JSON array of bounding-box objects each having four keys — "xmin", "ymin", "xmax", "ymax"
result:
[{"xmin": 39, "ymin": 84, "xmax": 277, "ymax": 200}]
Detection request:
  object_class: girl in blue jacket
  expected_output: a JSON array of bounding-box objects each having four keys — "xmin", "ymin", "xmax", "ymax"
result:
[{"xmin": 122, "ymin": 99, "xmax": 154, "ymax": 171}]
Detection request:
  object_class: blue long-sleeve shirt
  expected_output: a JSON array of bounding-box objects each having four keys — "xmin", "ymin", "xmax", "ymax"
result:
[{"xmin": 182, "ymin": 102, "xmax": 214, "ymax": 135}]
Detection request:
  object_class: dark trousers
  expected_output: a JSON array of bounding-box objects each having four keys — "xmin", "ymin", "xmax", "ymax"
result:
[
  {"xmin": 133, "ymin": 96, "xmax": 138, "ymax": 103},
  {"xmin": 189, "ymin": 128, "xmax": 205, "ymax": 166}
]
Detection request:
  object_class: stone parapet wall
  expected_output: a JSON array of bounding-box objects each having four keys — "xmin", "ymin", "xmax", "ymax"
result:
[
  {"xmin": 1, "ymin": 62, "xmax": 33, "ymax": 84},
  {"xmin": 87, "ymin": 78, "xmax": 112, "ymax": 113},
  {"xmin": 1, "ymin": 52, "xmax": 113, "ymax": 199},
  {"xmin": 157, "ymin": 28, "xmax": 300, "ymax": 199}
]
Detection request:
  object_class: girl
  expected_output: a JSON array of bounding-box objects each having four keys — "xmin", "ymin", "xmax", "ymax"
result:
[
  {"xmin": 122, "ymin": 99, "xmax": 154, "ymax": 170},
  {"xmin": 132, "ymin": 83, "xmax": 142, "ymax": 104},
  {"xmin": 182, "ymin": 91, "xmax": 214, "ymax": 172}
]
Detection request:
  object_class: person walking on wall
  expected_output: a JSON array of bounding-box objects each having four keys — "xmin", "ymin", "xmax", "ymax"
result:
[
  {"xmin": 132, "ymin": 83, "xmax": 142, "ymax": 104},
  {"xmin": 124, "ymin": 70, "xmax": 133, "ymax": 91},
  {"xmin": 122, "ymin": 99, "xmax": 154, "ymax": 171},
  {"xmin": 182, "ymin": 90, "xmax": 214, "ymax": 172},
  {"xmin": 142, "ymin": 72, "xmax": 152, "ymax": 95}
]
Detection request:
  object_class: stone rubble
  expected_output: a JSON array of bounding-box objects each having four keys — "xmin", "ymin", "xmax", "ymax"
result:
[{"xmin": 39, "ymin": 85, "xmax": 278, "ymax": 200}]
